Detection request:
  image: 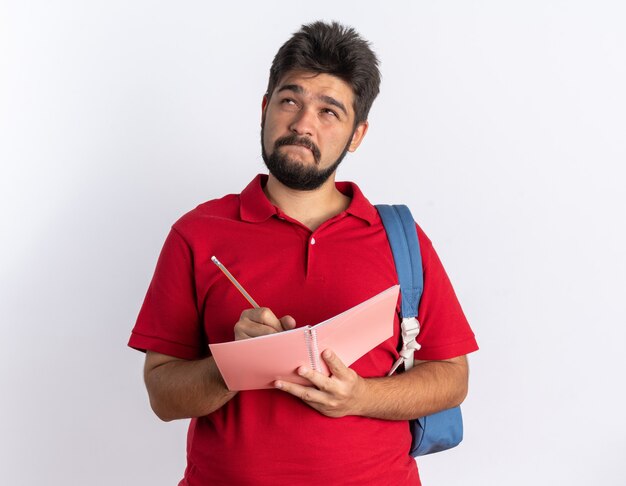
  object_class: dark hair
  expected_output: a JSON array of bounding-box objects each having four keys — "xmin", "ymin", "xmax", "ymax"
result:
[{"xmin": 266, "ymin": 21, "xmax": 381, "ymax": 124}]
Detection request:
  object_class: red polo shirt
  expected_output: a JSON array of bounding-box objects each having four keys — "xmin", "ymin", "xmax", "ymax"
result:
[{"xmin": 129, "ymin": 175, "xmax": 478, "ymax": 485}]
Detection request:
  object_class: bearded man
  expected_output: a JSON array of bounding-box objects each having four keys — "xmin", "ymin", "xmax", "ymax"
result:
[{"xmin": 129, "ymin": 21, "xmax": 478, "ymax": 485}]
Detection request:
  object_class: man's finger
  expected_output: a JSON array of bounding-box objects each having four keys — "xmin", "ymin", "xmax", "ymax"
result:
[
  {"xmin": 295, "ymin": 365, "xmax": 332, "ymax": 391},
  {"xmin": 321, "ymin": 349, "xmax": 349, "ymax": 378},
  {"xmin": 280, "ymin": 315, "xmax": 296, "ymax": 331},
  {"xmin": 275, "ymin": 378, "xmax": 326, "ymax": 405},
  {"xmin": 241, "ymin": 307, "xmax": 283, "ymax": 332},
  {"xmin": 235, "ymin": 307, "xmax": 285, "ymax": 339}
]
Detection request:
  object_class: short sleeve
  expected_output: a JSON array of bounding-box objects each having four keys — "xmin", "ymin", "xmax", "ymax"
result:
[
  {"xmin": 413, "ymin": 226, "xmax": 478, "ymax": 360},
  {"xmin": 128, "ymin": 228, "xmax": 205, "ymax": 360}
]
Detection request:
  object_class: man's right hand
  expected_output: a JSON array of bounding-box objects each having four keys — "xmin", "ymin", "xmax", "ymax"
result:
[{"xmin": 234, "ymin": 308, "xmax": 296, "ymax": 340}]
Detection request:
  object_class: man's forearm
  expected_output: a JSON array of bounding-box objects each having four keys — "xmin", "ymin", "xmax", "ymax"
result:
[
  {"xmin": 144, "ymin": 353, "xmax": 237, "ymax": 421},
  {"xmin": 276, "ymin": 351, "xmax": 469, "ymax": 420},
  {"xmin": 357, "ymin": 356, "xmax": 469, "ymax": 420}
]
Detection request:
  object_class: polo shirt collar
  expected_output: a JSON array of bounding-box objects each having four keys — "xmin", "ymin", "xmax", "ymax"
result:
[
  {"xmin": 239, "ymin": 174, "xmax": 378, "ymax": 225},
  {"xmin": 239, "ymin": 174, "xmax": 277, "ymax": 223},
  {"xmin": 336, "ymin": 180, "xmax": 378, "ymax": 225}
]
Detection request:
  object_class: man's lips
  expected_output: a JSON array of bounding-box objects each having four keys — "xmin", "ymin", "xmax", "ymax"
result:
[
  {"xmin": 274, "ymin": 135, "xmax": 321, "ymax": 162},
  {"xmin": 284, "ymin": 144, "xmax": 313, "ymax": 153},
  {"xmin": 279, "ymin": 143, "xmax": 318, "ymax": 162}
]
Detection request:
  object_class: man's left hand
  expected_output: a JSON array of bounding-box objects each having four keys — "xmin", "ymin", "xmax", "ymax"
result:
[{"xmin": 274, "ymin": 349, "xmax": 367, "ymax": 418}]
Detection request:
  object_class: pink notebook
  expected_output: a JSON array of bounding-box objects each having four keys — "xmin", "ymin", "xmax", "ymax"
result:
[{"xmin": 209, "ymin": 285, "xmax": 400, "ymax": 391}]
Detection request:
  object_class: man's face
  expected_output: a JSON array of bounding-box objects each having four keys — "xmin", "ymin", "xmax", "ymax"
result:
[{"xmin": 261, "ymin": 70, "xmax": 368, "ymax": 190}]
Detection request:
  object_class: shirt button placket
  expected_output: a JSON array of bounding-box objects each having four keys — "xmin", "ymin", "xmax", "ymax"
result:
[{"xmin": 306, "ymin": 235, "xmax": 317, "ymax": 277}]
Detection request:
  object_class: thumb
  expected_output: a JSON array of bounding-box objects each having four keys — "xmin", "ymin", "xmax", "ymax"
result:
[{"xmin": 279, "ymin": 315, "xmax": 296, "ymax": 331}]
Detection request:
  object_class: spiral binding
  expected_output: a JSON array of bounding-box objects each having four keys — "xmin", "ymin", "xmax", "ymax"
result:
[{"xmin": 304, "ymin": 327, "xmax": 321, "ymax": 371}]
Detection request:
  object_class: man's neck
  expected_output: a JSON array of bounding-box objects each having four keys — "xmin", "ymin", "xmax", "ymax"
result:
[{"xmin": 264, "ymin": 174, "xmax": 351, "ymax": 231}]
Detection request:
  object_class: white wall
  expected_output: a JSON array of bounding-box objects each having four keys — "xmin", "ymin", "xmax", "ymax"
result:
[{"xmin": 1, "ymin": 1, "xmax": 625, "ymax": 484}]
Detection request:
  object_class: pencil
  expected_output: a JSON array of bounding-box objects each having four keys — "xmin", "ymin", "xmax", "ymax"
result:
[{"xmin": 211, "ymin": 256, "xmax": 260, "ymax": 308}]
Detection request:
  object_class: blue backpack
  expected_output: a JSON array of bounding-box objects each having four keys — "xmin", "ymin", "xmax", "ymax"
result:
[{"xmin": 376, "ymin": 204, "xmax": 464, "ymax": 457}]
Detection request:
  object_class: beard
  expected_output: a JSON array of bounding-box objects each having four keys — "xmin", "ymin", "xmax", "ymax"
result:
[{"xmin": 261, "ymin": 123, "xmax": 352, "ymax": 191}]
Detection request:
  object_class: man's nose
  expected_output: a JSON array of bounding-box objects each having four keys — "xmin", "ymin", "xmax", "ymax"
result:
[{"xmin": 288, "ymin": 107, "xmax": 315, "ymax": 137}]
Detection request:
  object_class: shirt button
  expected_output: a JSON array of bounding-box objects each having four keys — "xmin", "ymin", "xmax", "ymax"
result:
[{"xmin": 311, "ymin": 237, "xmax": 316, "ymax": 245}]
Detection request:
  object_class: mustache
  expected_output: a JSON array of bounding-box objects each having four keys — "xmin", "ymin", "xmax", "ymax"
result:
[{"xmin": 274, "ymin": 134, "xmax": 321, "ymax": 163}]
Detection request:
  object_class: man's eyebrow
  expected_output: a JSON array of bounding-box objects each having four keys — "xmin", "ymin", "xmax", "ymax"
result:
[
  {"xmin": 319, "ymin": 95, "xmax": 348, "ymax": 116},
  {"xmin": 276, "ymin": 84, "xmax": 348, "ymax": 116},
  {"xmin": 277, "ymin": 84, "xmax": 304, "ymax": 95}
]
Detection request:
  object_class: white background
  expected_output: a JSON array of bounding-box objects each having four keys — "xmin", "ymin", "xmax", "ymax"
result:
[{"xmin": 1, "ymin": 1, "xmax": 625, "ymax": 484}]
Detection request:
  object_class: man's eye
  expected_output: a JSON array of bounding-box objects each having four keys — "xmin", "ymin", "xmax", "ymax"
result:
[
  {"xmin": 281, "ymin": 98, "xmax": 296, "ymax": 105},
  {"xmin": 322, "ymin": 109, "xmax": 338, "ymax": 118}
]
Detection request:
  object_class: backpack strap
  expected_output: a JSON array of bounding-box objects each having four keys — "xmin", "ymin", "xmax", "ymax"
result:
[
  {"xmin": 375, "ymin": 204, "xmax": 424, "ymax": 374},
  {"xmin": 377, "ymin": 204, "xmax": 465, "ymax": 457}
]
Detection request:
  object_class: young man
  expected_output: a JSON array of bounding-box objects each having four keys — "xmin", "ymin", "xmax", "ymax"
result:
[{"xmin": 129, "ymin": 21, "xmax": 478, "ymax": 485}]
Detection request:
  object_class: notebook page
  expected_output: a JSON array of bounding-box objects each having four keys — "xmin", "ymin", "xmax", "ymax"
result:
[
  {"xmin": 209, "ymin": 325, "xmax": 313, "ymax": 391},
  {"xmin": 312, "ymin": 285, "xmax": 399, "ymax": 372}
]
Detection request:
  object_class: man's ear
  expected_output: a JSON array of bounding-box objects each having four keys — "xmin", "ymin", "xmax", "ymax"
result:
[
  {"xmin": 261, "ymin": 94, "xmax": 269, "ymax": 126},
  {"xmin": 348, "ymin": 121, "xmax": 369, "ymax": 152}
]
